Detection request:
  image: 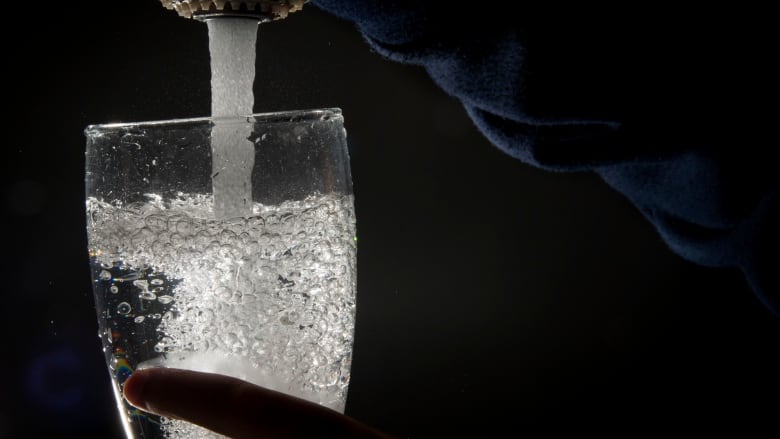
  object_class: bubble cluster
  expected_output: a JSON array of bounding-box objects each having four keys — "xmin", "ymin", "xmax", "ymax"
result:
[{"xmin": 87, "ymin": 192, "xmax": 357, "ymax": 419}]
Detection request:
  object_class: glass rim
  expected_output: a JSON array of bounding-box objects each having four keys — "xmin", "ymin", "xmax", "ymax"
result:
[{"xmin": 84, "ymin": 107, "xmax": 342, "ymax": 134}]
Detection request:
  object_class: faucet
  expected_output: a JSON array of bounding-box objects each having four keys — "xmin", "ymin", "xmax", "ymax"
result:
[{"xmin": 160, "ymin": 0, "xmax": 308, "ymax": 21}]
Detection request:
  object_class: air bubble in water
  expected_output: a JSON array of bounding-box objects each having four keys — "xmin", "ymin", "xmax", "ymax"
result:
[
  {"xmin": 87, "ymin": 192, "xmax": 357, "ymax": 421},
  {"xmin": 116, "ymin": 302, "xmax": 131, "ymax": 315},
  {"xmin": 115, "ymin": 271, "xmax": 145, "ymax": 282},
  {"xmin": 134, "ymin": 316, "xmax": 145, "ymax": 323},
  {"xmin": 145, "ymin": 214, "xmax": 166, "ymax": 230},
  {"xmin": 110, "ymin": 285, "xmax": 119, "ymax": 294},
  {"xmin": 280, "ymin": 311, "xmax": 300, "ymax": 325},
  {"xmin": 215, "ymin": 286, "xmax": 232, "ymax": 301},
  {"xmin": 99, "ymin": 270, "xmax": 111, "ymax": 281}
]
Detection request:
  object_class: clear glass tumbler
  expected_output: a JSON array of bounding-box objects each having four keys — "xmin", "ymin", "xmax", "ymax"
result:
[{"xmin": 85, "ymin": 109, "xmax": 356, "ymax": 438}]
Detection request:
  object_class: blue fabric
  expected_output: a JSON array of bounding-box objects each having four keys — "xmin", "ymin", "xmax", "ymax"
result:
[{"xmin": 312, "ymin": 1, "xmax": 778, "ymax": 315}]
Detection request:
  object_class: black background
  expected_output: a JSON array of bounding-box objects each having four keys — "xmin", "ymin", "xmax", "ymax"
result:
[{"xmin": 2, "ymin": 1, "xmax": 778, "ymax": 437}]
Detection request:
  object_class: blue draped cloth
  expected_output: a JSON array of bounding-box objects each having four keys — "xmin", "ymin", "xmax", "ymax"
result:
[{"xmin": 312, "ymin": 1, "xmax": 778, "ymax": 315}]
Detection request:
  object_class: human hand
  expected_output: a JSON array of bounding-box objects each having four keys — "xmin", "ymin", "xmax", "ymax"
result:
[{"xmin": 123, "ymin": 368, "xmax": 396, "ymax": 439}]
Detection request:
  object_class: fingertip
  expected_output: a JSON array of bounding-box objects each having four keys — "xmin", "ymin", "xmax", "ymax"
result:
[{"xmin": 123, "ymin": 369, "xmax": 150, "ymax": 410}]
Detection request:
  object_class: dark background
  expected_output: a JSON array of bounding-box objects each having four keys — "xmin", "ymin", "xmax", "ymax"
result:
[{"xmin": 2, "ymin": 1, "xmax": 778, "ymax": 437}]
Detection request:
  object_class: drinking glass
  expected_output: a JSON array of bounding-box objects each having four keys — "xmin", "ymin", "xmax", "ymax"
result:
[{"xmin": 85, "ymin": 109, "xmax": 356, "ymax": 438}]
